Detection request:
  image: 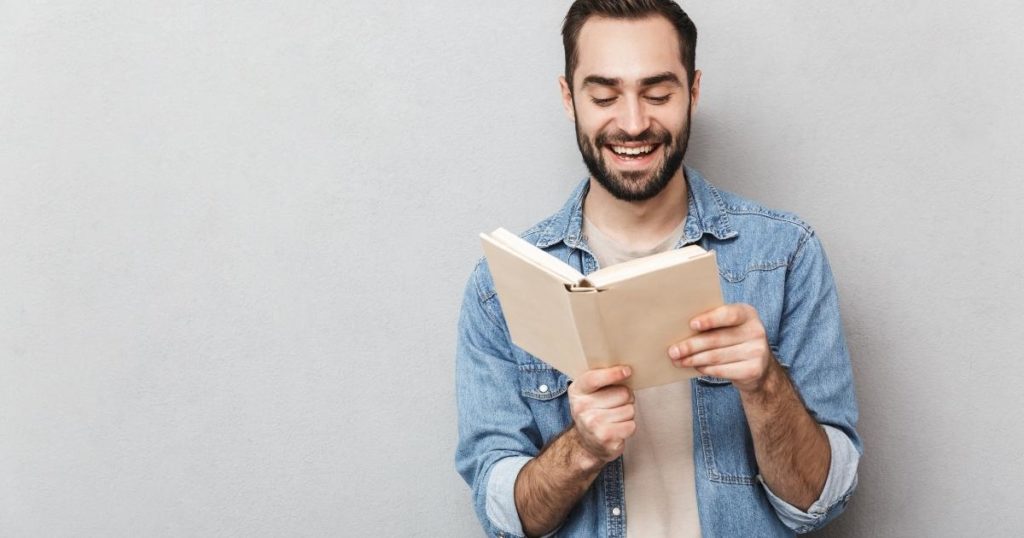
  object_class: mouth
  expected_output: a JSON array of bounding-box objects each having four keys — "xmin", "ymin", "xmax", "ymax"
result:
[{"xmin": 604, "ymin": 143, "xmax": 662, "ymax": 168}]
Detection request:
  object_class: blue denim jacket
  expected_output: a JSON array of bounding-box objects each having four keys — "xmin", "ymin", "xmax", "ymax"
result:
[{"xmin": 455, "ymin": 167, "xmax": 862, "ymax": 537}]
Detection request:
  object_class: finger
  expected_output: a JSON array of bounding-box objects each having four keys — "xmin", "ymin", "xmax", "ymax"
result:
[
  {"xmin": 586, "ymin": 385, "xmax": 634, "ymax": 409},
  {"xmin": 689, "ymin": 303, "xmax": 755, "ymax": 332},
  {"xmin": 695, "ymin": 359, "xmax": 763, "ymax": 382},
  {"xmin": 608, "ymin": 420, "xmax": 637, "ymax": 441},
  {"xmin": 576, "ymin": 405, "xmax": 635, "ymax": 438},
  {"xmin": 668, "ymin": 326, "xmax": 746, "ymax": 360},
  {"xmin": 591, "ymin": 420, "xmax": 638, "ymax": 446},
  {"xmin": 672, "ymin": 341, "xmax": 753, "ymax": 369},
  {"xmin": 572, "ymin": 365, "xmax": 632, "ymax": 395},
  {"xmin": 589, "ymin": 403, "xmax": 636, "ymax": 424}
]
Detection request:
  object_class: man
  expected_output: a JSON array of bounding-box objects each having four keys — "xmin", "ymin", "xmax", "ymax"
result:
[{"xmin": 454, "ymin": 1, "xmax": 861, "ymax": 536}]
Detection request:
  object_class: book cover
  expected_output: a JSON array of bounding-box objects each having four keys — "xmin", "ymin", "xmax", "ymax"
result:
[{"xmin": 481, "ymin": 227, "xmax": 723, "ymax": 390}]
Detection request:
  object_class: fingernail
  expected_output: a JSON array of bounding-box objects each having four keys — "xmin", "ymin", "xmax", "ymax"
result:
[
  {"xmin": 622, "ymin": 366, "xmax": 632, "ymax": 377},
  {"xmin": 690, "ymin": 319, "xmax": 701, "ymax": 330},
  {"xmin": 668, "ymin": 346, "xmax": 680, "ymax": 359}
]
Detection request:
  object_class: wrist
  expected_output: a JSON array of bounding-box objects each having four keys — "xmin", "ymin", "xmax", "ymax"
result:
[
  {"xmin": 566, "ymin": 426, "xmax": 605, "ymax": 474},
  {"xmin": 738, "ymin": 356, "xmax": 784, "ymax": 400}
]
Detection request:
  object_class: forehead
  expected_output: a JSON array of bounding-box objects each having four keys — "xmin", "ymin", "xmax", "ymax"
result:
[{"xmin": 574, "ymin": 15, "xmax": 685, "ymax": 87}]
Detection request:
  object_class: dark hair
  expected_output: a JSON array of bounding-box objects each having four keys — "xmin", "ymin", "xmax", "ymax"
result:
[{"xmin": 562, "ymin": 0, "xmax": 697, "ymax": 91}]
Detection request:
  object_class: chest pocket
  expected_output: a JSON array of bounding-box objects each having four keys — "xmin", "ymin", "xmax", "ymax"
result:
[
  {"xmin": 516, "ymin": 360, "xmax": 572, "ymax": 446},
  {"xmin": 694, "ymin": 376, "xmax": 758, "ymax": 485}
]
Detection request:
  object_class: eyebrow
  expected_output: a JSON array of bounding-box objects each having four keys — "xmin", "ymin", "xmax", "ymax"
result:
[{"xmin": 581, "ymin": 72, "xmax": 683, "ymax": 89}]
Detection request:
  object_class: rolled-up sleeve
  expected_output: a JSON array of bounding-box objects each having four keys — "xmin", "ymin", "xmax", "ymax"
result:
[
  {"xmin": 769, "ymin": 233, "xmax": 863, "ymax": 533},
  {"xmin": 454, "ymin": 261, "xmax": 544, "ymax": 538},
  {"xmin": 759, "ymin": 425, "xmax": 860, "ymax": 533},
  {"xmin": 485, "ymin": 457, "xmax": 531, "ymax": 536}
]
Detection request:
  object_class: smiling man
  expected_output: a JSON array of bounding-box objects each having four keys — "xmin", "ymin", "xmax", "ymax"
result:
[{"xmin": 454, "ymin": 1, "xmax": 861, "ymax": 537}]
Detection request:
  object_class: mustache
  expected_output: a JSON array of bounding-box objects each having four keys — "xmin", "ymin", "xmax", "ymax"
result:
[{"xmin": 595, "ymin": 128, "xmax": 671, "ymax": 146}]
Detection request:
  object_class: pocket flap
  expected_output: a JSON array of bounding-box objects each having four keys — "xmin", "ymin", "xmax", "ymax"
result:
[
  {"xmin": 696, "ymin": 375, "xmax": 732, "ymax": 385},
  {"xmin": 518, "ymin": 364, "xmax": 570, "ymax": 400}
]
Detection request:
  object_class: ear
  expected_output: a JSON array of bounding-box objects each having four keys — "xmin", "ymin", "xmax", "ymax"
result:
[
  {"xmin": 559, "ymin": 76, "xmax": 576, "ymax": 122},
  {"xmin": 689, "ymin": 69, "xmax": 702, "ymax": 113}
]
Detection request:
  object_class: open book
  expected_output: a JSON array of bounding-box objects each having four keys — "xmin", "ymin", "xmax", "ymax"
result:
[{"xmin": 480, "ymin": 227, "xmax": 723, "ymax": 390}]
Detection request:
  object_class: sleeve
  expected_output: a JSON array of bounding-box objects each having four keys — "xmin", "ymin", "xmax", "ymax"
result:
[
  {"xmin": 454, "ymin": 261, "xmax": 560, "ymax": 538},
  {"xmin": 758, "ymin": 424, "xmax": 861, "ymax": 532},
  {"xmin": 762, "ymin": 232, "xmax": 863, "ymax": 533}
]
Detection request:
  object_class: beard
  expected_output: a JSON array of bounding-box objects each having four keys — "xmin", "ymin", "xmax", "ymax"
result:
[{"xmin": 574, "ymin": 107, "xmax": 691, "ymax": 202}]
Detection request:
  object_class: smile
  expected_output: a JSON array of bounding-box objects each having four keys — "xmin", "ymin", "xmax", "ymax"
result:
[
  {"xmin": 610, "ymin": 144, "xmax": 655, "ymax": 156},
  {"xmin": 605, "ymin": 143, "xmax": 661, "ymax": 163}
]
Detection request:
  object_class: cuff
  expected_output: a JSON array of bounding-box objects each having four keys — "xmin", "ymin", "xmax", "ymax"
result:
[
  {"xmin": 486, "ymin": 456, "xmax": 563, "ymax": 538},
  {"xmin": 758, "ymin": 425, "xmax": 860, "ymax": 532},
  {"xmin": 482, "ymin": 456, "xmax": 539, "ymax": 538}
]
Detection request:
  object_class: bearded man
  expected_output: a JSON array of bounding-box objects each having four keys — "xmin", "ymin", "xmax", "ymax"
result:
[{"xmin": 454, "ymin": 1, "xmax": 861, "ymax": 536}]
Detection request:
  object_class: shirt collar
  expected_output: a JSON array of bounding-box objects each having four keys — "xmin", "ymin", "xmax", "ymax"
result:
[{"xmin": 535, "ymin": 165, "xmax": 738, "ymax": 249}]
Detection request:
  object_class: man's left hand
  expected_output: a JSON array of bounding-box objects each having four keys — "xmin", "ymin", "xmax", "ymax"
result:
[{"xmin": 668, "ymin": 303, "xmax": 775, "ymax": 393}]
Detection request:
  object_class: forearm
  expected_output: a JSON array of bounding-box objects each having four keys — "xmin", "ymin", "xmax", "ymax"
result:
[
  {"xmin": 514, "ymin": 425, "xmax": 603, "ymax": 537},
  {"xmin": 740, "ymin": 359, "xmax": 831, "ymax": 511}
]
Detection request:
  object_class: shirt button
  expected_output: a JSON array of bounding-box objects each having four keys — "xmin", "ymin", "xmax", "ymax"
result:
[
  {"xmin": 539, "ymin": 384, "xmax": 549, "ymax": 393},
  {"xmin": 612, "ymin": 507, "xmax": 621, "ymax": 516}
]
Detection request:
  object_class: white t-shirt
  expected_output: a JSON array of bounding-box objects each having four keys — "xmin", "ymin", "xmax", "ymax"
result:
[{"xmin": 581, "ymin": 214, "xmax": 702, "ymax": 538}]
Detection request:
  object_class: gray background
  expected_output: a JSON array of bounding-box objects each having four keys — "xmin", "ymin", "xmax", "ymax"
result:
[{"xmin": 2, "ymin": 1, "xmax": 1022, "ymax": 536}]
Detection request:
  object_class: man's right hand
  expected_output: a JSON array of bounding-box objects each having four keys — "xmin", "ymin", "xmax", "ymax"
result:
[
  {"xmin": 514, "ymin": 366, "xmax": 637, "ymax": 537},
  {"xmin": 567, "ymin": 366, "xmax": 637, "ymax": 467}
]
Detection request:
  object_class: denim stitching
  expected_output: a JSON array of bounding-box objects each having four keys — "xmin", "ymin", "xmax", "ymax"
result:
[
  {"xmin": 723, "ymin": 205, "xmax": 814, "ymax": 235},
  {"xmin": 718, "ymin": 261, "xmax": 789, "ymax": 283},
  {"xmin": 695, "ymin": 380, "xmax": 757, "ymax": 485}
]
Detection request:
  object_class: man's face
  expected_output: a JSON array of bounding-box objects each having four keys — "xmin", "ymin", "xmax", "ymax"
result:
[{"xmin": 561, "ymin": 15, "xmax": 699, "ymax": 202}]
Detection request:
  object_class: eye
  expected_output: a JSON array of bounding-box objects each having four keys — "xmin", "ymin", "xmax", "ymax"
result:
[
  {"xmin": 590, "ymin": 96, "xmax": 617, "ymax": 107},
  {"xmin": 646, "ymin": 94, "xmax": 672, "ymax": 104}
]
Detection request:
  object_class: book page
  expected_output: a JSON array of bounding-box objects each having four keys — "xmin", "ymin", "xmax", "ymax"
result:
[
  {"xmin": 584, "ymin": 244, "xmax": 709, "ymax": 290},
  {"xmin": 480, "ymin": 231, "xmax": 589, "ymax": 377},
  {"xmin": 591, "ymin": 251, "xmax": 723, "ymax": 390},
  {"xmin": 484, "ymin": 228, "xmax": 586, "ymax": 285}
]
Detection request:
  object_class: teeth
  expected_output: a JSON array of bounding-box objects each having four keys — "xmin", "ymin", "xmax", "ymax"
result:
[{"xmin": 611, "ymin": 145, "xmax": 653, "ymax": 156}]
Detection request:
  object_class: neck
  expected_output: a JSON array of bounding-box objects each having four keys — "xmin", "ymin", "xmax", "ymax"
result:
[{"xmin": 583, "ymin": 168, "xmax": 689, "ymax": 250}]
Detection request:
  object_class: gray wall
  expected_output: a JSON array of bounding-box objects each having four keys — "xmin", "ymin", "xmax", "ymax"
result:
[{"xmin": 2, "ymin": 1, "xmax": 1022, "ymax": 536}]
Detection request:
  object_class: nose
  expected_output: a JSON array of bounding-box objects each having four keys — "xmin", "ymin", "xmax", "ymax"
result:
[{"xmin": 616, "ymin": 95, "xmax": 650, "ymax": 137}]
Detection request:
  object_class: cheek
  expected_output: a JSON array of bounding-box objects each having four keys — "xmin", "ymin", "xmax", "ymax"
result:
[
  {"xmin": 575, "ymin": 109, "xmax": 615, "ymax": 137},
  {"xmin": 580, "ymin": 125, "xmax": 608, "ymax": 148},
  {"xmin": 580, "ymin": 120, "xmax": 602, "ymax": 139},
  {"xmin": 657, "ymin": 103, "xmax": 690, "ymax": 128},
  {"xmin": 658, "ymin": 114, "xmax": 688, "ymax": 135}
]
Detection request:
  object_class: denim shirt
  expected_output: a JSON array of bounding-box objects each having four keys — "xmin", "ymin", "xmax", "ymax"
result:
[{"xmin": 454, "ymin": 167, "xmax": 862, "ymax": 537}]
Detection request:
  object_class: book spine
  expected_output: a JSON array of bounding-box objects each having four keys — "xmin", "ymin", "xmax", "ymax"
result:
[{"xmin": 567, "ymin": 289, "xmax": 612, "ymax": 370}]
